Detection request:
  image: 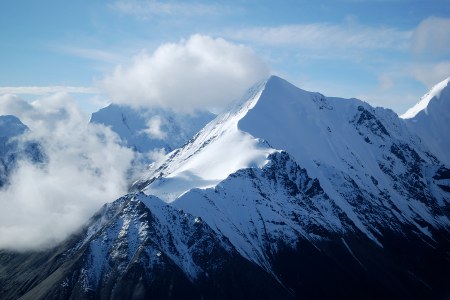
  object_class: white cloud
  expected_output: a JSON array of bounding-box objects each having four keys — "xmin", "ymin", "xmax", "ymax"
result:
[
  {"xmin": 409, "ymin": 61, "xmax": 450, "ymax": 88},
  {"xmin": 0, "ymin": 86, "xmax": 98, "ymax": 95},
  {"xmin": 100, "ymin": 34, "xmax": 270, "ymax": 113},
  {"xmin": 111, "ymin": 0, "xmax": 231, "ymax": 19},
  {"xmin": 412, "ymin": 17, "xmax": 450, "ymax": 56},
  {"xmin": 0, "ymin": 93, "xmax": 136, "ymax": 250},
  {"xmin": 228, "ymin": 23, "xmax": 412, "ymax": 50},
  {"xmin": 146, "ymin": 147, "xmax": 167, "ymax": 162},
  {"xmin": 143, "ymin": 116, "xmax": 167, "ymax": 139}
]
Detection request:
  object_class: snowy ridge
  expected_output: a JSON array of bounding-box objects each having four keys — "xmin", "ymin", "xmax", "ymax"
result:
[
  {"xmin": 34, "ymin": 193, "xmax": 290, "ymax": 299},
  {"xmin": 237, "ymin": 77, "xmax": 449, "ymax": 234},
  {"xmin": 173, "ymin": 151, "xmax": 350, "ymax": 269},
  {"xmin": 136, "ymin": 76, "xmax": 449, "ymax": 250},
  {"xmin": 401, "ymin": 77, "xmax": 450, "ymax": 119},
  {"xmin": 71, "ymin": 193, "xmax": 238, "ymax": 290},
  {"xmin": 135, "ymin": 80, "xmax": 276, "ymax": 201},
  {"xmin": 401, "ymin": 77, "xmax": 450, "ymax": 165}
]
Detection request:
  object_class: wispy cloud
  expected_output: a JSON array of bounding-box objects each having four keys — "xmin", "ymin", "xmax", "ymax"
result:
[
  {"xmin": 409, "ymin": 61, "xmax": 450, "ymax": 88},
  {"xmin": 111, "ymin": 0, "xmax": 234, "ymax": 19},
  {"xmin": 412, "ymin": 17, "xmax": 450, "ymax": 57},
  {"xmin": 55, "ymin": 46, "xmax": 124, "ymax": 64},
  {"xmin": 0, "ymin": 86, "xmax": 99, "ymax": 95},
  {"xmin": 227, "ymin": 23, "xmax": 412, "ymax": 50}
]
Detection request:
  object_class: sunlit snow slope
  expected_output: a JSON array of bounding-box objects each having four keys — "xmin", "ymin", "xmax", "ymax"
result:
[
  {"xmin": 401, "ymin": 77, "xmax": 450, "ymax": 165},
  {"xmin": 135, "ymin": 83, "xmax": 276, "ymax": 201}
]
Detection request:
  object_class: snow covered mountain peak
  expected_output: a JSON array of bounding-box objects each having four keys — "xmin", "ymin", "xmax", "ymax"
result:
[
  {"xmin": 2, "ymin": 77, "xmax": 450, "ymax": 300},
  {"xmin": 401, "ymin": 77, "xmax": 450, "ymax": 119},
  {"xmin": 133, "ymin": 76, "xmax": 306, "ymax": 202},
  {"xmin": 134, "ymin": 78, "xmax": 276, "ymax": 202},
  {"xmin": 135, "ymin": 74, "xmax": 449, "ymax": 244}
]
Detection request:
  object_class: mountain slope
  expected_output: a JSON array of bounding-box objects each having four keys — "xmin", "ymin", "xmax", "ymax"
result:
[
  {"xmin": 0, "ymin": 194, "xmax": 291, "ymax": 300},
  {"xmin": 2, "ymin": 154, "xmax": 448, "ymax": 299},
  {"xmin": 401, "ymin": 77, "xmax": 450, "ymax": 165}
]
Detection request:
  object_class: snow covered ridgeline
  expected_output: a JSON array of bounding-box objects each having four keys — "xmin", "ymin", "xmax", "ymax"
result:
[{"xmin": 401, "ymin": 77, "xmax": 450, "ymax": 165}]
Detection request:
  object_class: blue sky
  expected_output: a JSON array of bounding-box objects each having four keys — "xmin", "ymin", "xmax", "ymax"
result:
[{"xmin": 0, "ymin": 0, "xmax": 449, "ymax": 114}]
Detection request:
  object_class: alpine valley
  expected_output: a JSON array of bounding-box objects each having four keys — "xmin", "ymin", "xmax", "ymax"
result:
[{"xmin": 0, "ymin": 76, "xmax": 449, "ymax": 299}]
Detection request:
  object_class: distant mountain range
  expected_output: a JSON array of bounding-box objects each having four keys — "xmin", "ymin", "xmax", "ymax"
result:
[{"xmin": 1, "ymin": 76, "xmax": 449, "ymax": 299}]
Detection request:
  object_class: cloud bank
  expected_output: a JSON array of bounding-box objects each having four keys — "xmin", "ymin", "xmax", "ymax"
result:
[
  {"xmin": 410, "ymin": 61, "xmax": 450, "ymax": 88},
  {"xmin": 0, "ymin": 93, "xmax": 135, "ymax": 250},
  {"xmin": 100, "ymin": 34, "xmax": 270, "ymax": 113}
]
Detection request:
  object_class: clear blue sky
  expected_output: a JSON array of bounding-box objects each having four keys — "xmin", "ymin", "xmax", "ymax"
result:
[{"xmin": 0, "ymin": 0, "xmax": 449, "ymax": 114}]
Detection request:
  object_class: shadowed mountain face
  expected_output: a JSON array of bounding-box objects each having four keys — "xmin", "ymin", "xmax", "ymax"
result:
[{"xmin": 1, "ymin": 76, "xmax": 449, "ymax": 299}]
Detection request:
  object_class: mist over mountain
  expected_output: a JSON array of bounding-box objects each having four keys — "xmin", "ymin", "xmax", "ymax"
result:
[
  {"xmin": 0, "ymin": 115, "xmax": 45, "ymax": 188},
  {"xmin": 0, "ymin": 76, "xmax": 449, "ymax": 299},
  {"xmin": 90, "ymin": 104, "xmax": 215, "ymax": 160}
]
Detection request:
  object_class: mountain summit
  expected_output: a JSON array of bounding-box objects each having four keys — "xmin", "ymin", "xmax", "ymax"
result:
[{"xmin": 1, "ymin": 76, "xmax": 449, "ymax": 299}]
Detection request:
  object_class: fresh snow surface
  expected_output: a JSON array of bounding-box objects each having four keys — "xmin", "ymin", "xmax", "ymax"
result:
[{"xmin": 401, "ymin": 77, "xmax": 450, "ymax": 165}]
